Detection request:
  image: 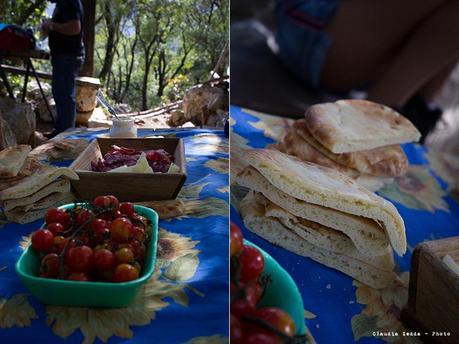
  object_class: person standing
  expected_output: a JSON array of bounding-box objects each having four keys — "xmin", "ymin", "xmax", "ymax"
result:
[{"xmin": 41, "ymin": 0, "xmax": 84, "ymax": 138}]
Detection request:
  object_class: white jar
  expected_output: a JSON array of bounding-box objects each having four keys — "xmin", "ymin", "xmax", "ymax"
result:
[{"xmin": 110, "ymin": 117, "xmax": 137, "ymax": 138}]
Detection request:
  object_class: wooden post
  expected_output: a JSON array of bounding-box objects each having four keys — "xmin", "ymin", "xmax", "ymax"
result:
[{"xmin": 80, "ymin": 0, "xmax": 96, "ymax": 77}]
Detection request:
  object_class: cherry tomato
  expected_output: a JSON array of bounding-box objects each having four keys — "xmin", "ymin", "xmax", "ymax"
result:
[
  {"xmin": 230, "ymin": 223, "xmax": 243, "ymax": 257},
  {"xmin": 131, "ymin": 226, "xmax": 145, "ymax": 241},
  {"xmin": 67, "ymin": 272, "xmax": 90, "ymax": 281},
  {"xmin": 244, "ymin": 281, "xmax": 262, "ymax": 307},
  {"xmin": 93, "ymin": 195, "xmax": 119, "ymax": 210},
  {"xmin": 53, "ymin": 235, "xmax": 68, "ymax": 253},
  {"xmin": 130, "ymin": 239, "xmax": 146, "ymax": 260},
  {"xmin": 93, "ymin": 248, "xmax": 115, "ymax": 270},
  {"xmin": 66, "ymin": 245, "xmax": 94, "ymax": 273},
  {"xmin": 243, "ymin": 332, "xmax": 282, "ymax": 344},
  {"xmin": 231, "ymin": 315, "xmax": 243, "ymax": 344},
  {"xmin": 230, "ymin": 298, "xmax": 255, "ymax": 318},
  {"xmin": 32, "ymin": 229, "xmax": 54, "ymax": 253},
  {"xmin": 45, "ymin": 208, "xmax": 71, "ymax": 229},
  {"xmin": 110, "ymin": 217, "xmax": 133, "ymax": 242},
  {"xmin": 239, "ymin": 246, "xmax": 264, "ymax": 283},
  {"xmin": 112, "ymin": 210, "xmax": 123, "ymax": 219},
  {"xmin": 113, "ymin": 263, "xmax": 139, "ymax": 282},
  {"xmin": 39, "ymin": 253, "xmax": 60, "ymax": 278},
  {"xmin": 91, "ymin": 218, "xmax": 106, "ymax": 232},
  {"xmin": 76, "ymin": 209, "xmax": 94, "ymax": 227},
  {"xmin": 255, "ymin": 308, "xmax": 295, "ymax": 337},
  {"xmin": 120, "ymin": 202, "xmax": 135, "ymax": 217},
  {"xmin": 47, "ymin": 222, "xmax": 64, "ymax": 236},
  {"xmin": 115, "ymin": 247, "xmax": 135, "ymax": 264},
  {"xmin": 132, "ymin": 261, "xmax": 142, "ymax": 274}
]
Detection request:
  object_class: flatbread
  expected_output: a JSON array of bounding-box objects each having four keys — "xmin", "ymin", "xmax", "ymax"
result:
[
  {"xmin": 5, "ymin": 193, "xmax": 74, "ymax": 224},
  {"xmin": 244, "ymin": 149, "xmax": 406, "ymax": 255},
  {"xmin": 0, "ymin": 145, "xmax": 31, "ymax": 178},
  {"xmin": 2, "ymin": 178, "xmax": 71, "ymax": 211},
  {"xmin": 135, "ymin": 199, "xmax": 185, "ymax": 219},
  {"xmin": 240, "ymin": 193, "xmax": 396, "ymax": 288},
  {"xmin": 0, "ymin": 163, "xmax": 79, "ymax": 201},
  {"xmin": 0, "ymin": 157, "xmax": 42, "ymax": 189},
  {"xmin": 294, "ymin": 119, "xmax": 408, "ymax": 177},
  {"xmin": 272, "ymin": 129, "xmax": 392, "ymax": 191},
  {"xmin": 237, "ymin": 166, "xmax": 389, "ymax": 257},
  {"xmin": 305, "ymin": 99, "xmax": 420, "ymax": 153},
  {"xmin": 256, "ymin": 192, "xmax": 394, "ymax": 269},
  {"xmin": 29, "ymin": 139, "xmax": 88, "ymax": 162}
]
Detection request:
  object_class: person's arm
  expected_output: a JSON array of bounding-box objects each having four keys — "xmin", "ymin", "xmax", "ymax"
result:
[{"xmin": 50, "ymin": 20, "xmax": 81, "ymax": 36}]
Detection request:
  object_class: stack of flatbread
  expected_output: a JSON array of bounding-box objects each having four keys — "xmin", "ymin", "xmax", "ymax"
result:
[
  {"xmin": 0, "ymin": 145, "xmax": 79, "ymax": 224},
  {"xmin": 272, "ymin": 100, "xmax": 421, "ymax": 191},
  {"xmin": 29, "ymin": 138, "xmax": 88, "ymax": 162},
  {"xmin": 237, "ymin": 148, "xmax": 407, "ymax": 288}
]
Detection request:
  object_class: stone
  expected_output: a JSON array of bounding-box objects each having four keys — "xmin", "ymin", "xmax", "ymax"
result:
[
  {"xmin": 0, "ymin": 97, "xmax": 35, "ymax": 147},
  {"xmin": 87, "ymin": 107, "xmax": 112, "ymax": 128},
  {"xmin": 182, "ymin": 84, "xmax": 229, "ymax": 125}
]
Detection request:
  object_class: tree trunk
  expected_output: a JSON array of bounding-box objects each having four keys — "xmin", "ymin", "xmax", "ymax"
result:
[
  {"xmin": 98, "ymin": 3, "xmax": 119, "ymax": 80},
  {"xmin": 80, "ymin": 0, "xmax": 96, "ymax": 77},
  {"xmin": 141, "ymin": 54, "xmax": 152, "ymax": 111}
]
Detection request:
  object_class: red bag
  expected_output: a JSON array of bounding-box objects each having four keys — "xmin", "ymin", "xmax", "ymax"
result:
[{"xmin": 0, "ymin": 24, "xmax": 35, "ymax": 52}]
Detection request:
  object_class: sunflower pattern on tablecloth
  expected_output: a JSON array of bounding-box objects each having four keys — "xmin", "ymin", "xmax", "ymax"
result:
[{"xmin": 0, "ymin": 128, "xmax": 229, "ymax": 344}]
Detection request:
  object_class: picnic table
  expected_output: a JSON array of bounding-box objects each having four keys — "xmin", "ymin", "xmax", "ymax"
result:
[
  {"xmin": 0, "ymin": 127, "xmax": 229, "ymax": 344},
  {"xmin": 230, "ymin": 106, "xmax": 459, "ymax": 344}
]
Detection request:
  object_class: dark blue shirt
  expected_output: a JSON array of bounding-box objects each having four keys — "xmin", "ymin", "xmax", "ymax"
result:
[{"xmin": 49, "ymin": 0, "xmax": 84, "ymax": 56}]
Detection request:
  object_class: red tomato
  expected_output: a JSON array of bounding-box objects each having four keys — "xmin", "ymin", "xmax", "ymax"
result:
[
  {"xmin": 230, "ymin": 298, "xmax": 255, "ymax": 318},
  {"xmin": 112, "ymin": 210, "xmax": 123, "ymax": 219},
  {"xmin": 243, "ymin": 280, "xmax": 264, "ymax": 307},
  {"xmin": 47, "ymin": 222, "xmax": 64, "ymax": 236},
  {"xmin": 110, "ymin": 217, "xmax": 133, "ymax": 242},
  {"xmin": 113, "ymin": 263, "xmax": 139, "ymax": 282},
  {"xmin": 131, "ymin": 226, "xmax": 145, "ymax": 241},
  {"xmin": 76, "ymin": 209, "xmax": 94, "ymax": 227},
  {"xmin": 239, "ymin": 246, "xmax": 264, "ymax": 283},
  {"xmin": 32, "ymin": 229, "xmax": 54, "ymax": 253},
  {"xmin": 255, "ymin": 308, "xmax": 295, "ymax": 337},
  {"xmin": 231, "ymin": 315, "xmax": 244, "ymax": 344},
  {"xmin": 243, "ymin": 332, "xmax": 282, "ymax": 344},
  {"xmin": 53, "ymin": 235, "xmax": 68, "ymax": 253},
  {"xmin": 39, "ymin": 253, "xmax": 60, "ymax": 278},
  {"xmin": 91, "ymin": 218, "xmax": 106, "ymax": 233},
  {"xmin": 67, "ymin": 272, "xmax": 90, "ymax": 281},
  {"xmin": 93, "ymin": 195, "xmax": 119, "ymax": 210},
  {"xmin": 115, "ymin": 247, "xmax": 135, "ymax": 264},
  {"xmin": 130, "ymin": 239, "xmax": 146, "ymax": 260},
  {"xmin": 45, "ymin": 208, "xmax": 71, "ymax": 228},
  {"xmin": 93, "ymin": 248, "xmax": 115, "ymax": 270},
  {"xmin": 230, "ymin": 223, "xmax": 244, "ymax": 257},
  {"xmin": 120, "ymin": 202, "xmax": 135, "ymax": 217},
  {"xmin": 66, "ymin": 245, "xmax": 94, "ymax": 273}
]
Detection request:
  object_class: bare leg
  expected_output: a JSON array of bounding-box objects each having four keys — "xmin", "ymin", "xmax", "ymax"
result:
[{"xmin": 320, "ymin": 0, "xmax": 459, "ymax": 107}]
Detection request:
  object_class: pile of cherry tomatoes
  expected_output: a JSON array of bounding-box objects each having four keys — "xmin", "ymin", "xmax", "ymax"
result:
[
  {"xmin": 230, "ymin": 223, "xmax": 298, "ymax": 344},
  {"xmin": 31, "ymin": 195, "xmax": 150, "ymax": 283}
]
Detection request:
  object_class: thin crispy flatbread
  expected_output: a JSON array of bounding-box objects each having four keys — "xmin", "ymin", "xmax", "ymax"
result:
[
  {"xmin": 2, "ymin": 178, "xmax": 71, "ymax": 211},
  {"xmin": 0, "ymin": 145, "xmax": 31, "ymax": 178},
  {"xmin": 240, "ymin": 193, "xmax": 396, "ymax": 288},
  {"xmin": 0, "ymin": 163, "xmax": 79, "ymax": 201},
  {"xmin": 29, "ymin": 139, "xmax": 88, "ymax": 162},
  {"xmin": 294, "ymin": 120, "xmax": 408, "ymax": 177},
  {"xmin": 305, "ymin": 99, "xmax": 420, "ymax": 153},
  {"xmin": 244, "ymin": 149, "xmax": 406, "ymax": 256},
  {"xmin": 237, "ymin": 166, "xmax": 389, "ymax": 257}
]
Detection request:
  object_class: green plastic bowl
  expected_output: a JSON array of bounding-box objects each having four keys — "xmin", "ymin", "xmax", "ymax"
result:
[
  {"xmin": 15, "ymin": 204, "xmax": 158, "ymax": 308},
  {"xmin": 244, "ymin": 240, "xmax": 306, "ymax": 336}
]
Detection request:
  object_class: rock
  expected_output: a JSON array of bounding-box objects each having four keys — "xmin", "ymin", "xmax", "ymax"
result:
[
  {"xmin": 168, "ymin": 109, "xmax": 187, "ymax": 127},
  {"xmin": 36, "ymin": 96, "xmax": 56, "ymax": 123},
  {"xmin": 0, "ymin": 97, "xmax": 35, "ymax": 147},
  {"xmin": 87, "ymin": 107, "xmax": 112, "ymax": 128},
  {"xmin": 27, "ymin": 80, "xmax": 52, "ymax": 101},
  {"xmin": 0, "ymin": 114, "xmax": 17, "ymax": 150},
  {"xmin": 181, "ymin": 121, "xmax": 196, "ymax": 128},
  {"xmin": 182, "ymin": 84, "xmax": 229, "ymax": 125}
]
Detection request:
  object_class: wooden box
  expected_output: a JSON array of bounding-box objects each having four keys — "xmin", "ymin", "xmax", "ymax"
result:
[
  {"xmin": 402, "ymin": 237, "xmax": 459, "ymax": 343},
  {"xmin": 69, "ymin": 137, "xmax": 187, "ymax": 201}
]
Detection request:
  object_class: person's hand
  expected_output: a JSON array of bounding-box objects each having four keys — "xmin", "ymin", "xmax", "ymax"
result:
[{"xmin": 41, "ymin": 19, "xmax": 54, "ymax": 34}]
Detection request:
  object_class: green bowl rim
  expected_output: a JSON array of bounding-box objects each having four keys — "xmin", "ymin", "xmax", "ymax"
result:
[
  {"xmin": 15, "ymin": 204, "xmax": 159, "ymax": 288},
  {"xmin": 244, "ymin": 239, "xmax": 306, "ymax": 335}
]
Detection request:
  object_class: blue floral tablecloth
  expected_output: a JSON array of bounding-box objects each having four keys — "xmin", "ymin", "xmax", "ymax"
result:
[
  {"xmin": 0, "ymin": 128, "xmax": 229, "ymax": 344},
  {"xmin": 230, "ymin": 106, "xmax": 459, "ymax": 344}
]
